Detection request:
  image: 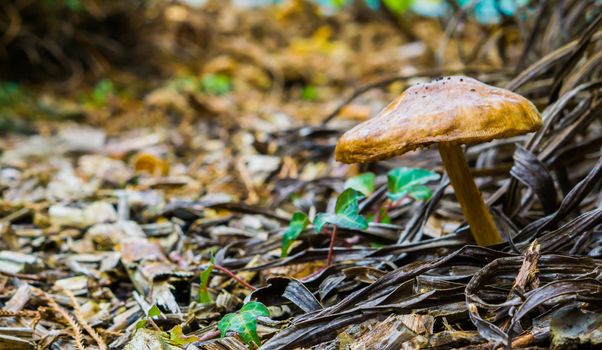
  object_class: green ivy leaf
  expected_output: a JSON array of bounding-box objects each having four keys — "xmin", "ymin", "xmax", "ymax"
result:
[
  {"xmin": 218, "ymin": 313, "xmax": 235, "ymax": 336},
  {"xmin": 148, "ymin": 304, "xmax": 162, "ymax": 318},
  {"xmin": 197, "ymin": 256, "xmax": 214, "ymax": 303},
  {"xmin": 135, "ymin": 304, "xmax": 162, "ymax": 330},
  {"xmin": 335, "ymin": 188, "xmax": 364, "ymax": 214},
  {"xmin": 313, "ymin": 213, "xmax": 335, "ymax": 234},
  {"xmin": 169, "ymin": 325, "xmax": 199, "ymax": 346},
  {"xmin": 223, "ymin": 312, "xmax": 260, "ymax": 346},
  {"xmin": 314, "ymin": 189, "xmax": 368, "ymax": 233},
  {"xmin": 382, "ymin": 0, "xmax": 414, "ymax": 14},
  {"xmin": 218, "ymin": 302, "xmax": 270, "ymax": 346},
  {"xmin": 281, "ymin": 212, "xmax": 310, "ymax": 258},
  {"xmin": 387, "ymin": 167, "xmax": 440, "ymax": 201},
  {"xmin": 240, "ymin": 301, "xmax": 270, "ymax": 318},
  {"xmin": 407, "ymin": 185, "xmax": 433, "ymax": 201},
  {"xmin": 344, "ymin": 172, "xmax": 375, "ymax": 196},
  {"xmin": 135, "ymin": 319, "xmax": 147, "ymax": 330}
]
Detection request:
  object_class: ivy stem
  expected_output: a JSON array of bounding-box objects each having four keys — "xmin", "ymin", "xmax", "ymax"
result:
[
  {"xmin": 213, "ymin": 264, "xmax": 257, "ymax": 291},
  {"xmin": 326, "ymin": 225, "xmax": 337, "ymax": 266},
  {"xmin": 373, "ymin": 207, "xmax": 381, "ymax": 223}
]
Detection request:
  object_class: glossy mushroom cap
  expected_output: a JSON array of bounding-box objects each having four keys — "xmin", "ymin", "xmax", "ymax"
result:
[{"xmin": 335, "ymin": 76, "xmax": 542, "ymax": 164}]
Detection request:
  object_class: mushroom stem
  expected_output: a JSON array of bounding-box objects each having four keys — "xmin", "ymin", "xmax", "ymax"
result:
[{"xmin": 437, "ymin": 143, "xmax": 502, "ymax": 246}]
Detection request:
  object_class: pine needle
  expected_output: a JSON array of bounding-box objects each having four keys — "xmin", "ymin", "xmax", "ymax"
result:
[
  {"xmin": 64, "ymin": 289, "xmax": 108, "ymax": 350},
  {"xmin": 33, "ymin": 288, "xmax": 86, "ymax": 350}
]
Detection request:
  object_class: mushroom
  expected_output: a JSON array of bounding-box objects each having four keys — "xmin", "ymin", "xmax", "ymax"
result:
[{"xmin": 335, "ymin": 76, "xmax": 542, "ymax": 246}]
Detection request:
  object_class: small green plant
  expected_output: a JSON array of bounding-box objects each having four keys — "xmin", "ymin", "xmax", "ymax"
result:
[
  {"xmin": 301, "ymin": 85, "xmax": 319, "ymax": 101},
  {"xmin": 387, "ymin": 167, "xmax": 440, "ymax": 201},
  {"xmin": 314, "ymin": 188, "xmax": 368, "ymax": 233},
  {"xmin": 329, "ymin": 0, "xmax": 348, "ymax": 8},
  {"xmin": 0, "ymin": 82, "xmax": 24, "ymax": 106},
  {"xmin": 344, "ymin": 172, "xmax": 375, "ymax": 196},
  {"xmin": 283, "ymin": 169, "xmax": 437, "ymax": 263},
  {"xmin": 382, "ymin": 0, "xmax": 413, "ymax": 13},
  {"xmin": 87, "ymin": 79, "xmax": 116, "ymax": 107},
  {"xmin": 135, "ymin": 304, "xmax": 162, "ymax": 329},
  {"xmin": 197, "ymin": 257, "xmax": 214, "ymax": 303},
  {"xmin": 201, "ymin": 74, "xmax": 233, "ymax": 95},
  {"xmin": 218, "ymin": 301, "xmax": 270, "ymax": 347},
  {"xmin": 339, "ymin": 168, "xmax": 438, "ymax": 225},
  {"xmin": 281, "ymin": 212, "xmax": 310, "ymax": 258},
  {"xmin": 314, "ymin": 188, "xmax": 368, "ymax": 266}
]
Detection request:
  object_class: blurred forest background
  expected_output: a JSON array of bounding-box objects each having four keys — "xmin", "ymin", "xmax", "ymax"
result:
[{"xmin": 1, "ymin": 0, "xmax": 548, "ymax": 133}]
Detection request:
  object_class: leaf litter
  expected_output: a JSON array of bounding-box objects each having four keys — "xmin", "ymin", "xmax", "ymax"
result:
[{"xmin": 0, "ymin": 0, "xmax": 601, "ymax": 349}]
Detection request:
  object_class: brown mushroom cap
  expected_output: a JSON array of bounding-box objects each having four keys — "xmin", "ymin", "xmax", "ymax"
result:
[{"xmin": 335, "ymin": 76, "xmax": 542, "ymax": 164}]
